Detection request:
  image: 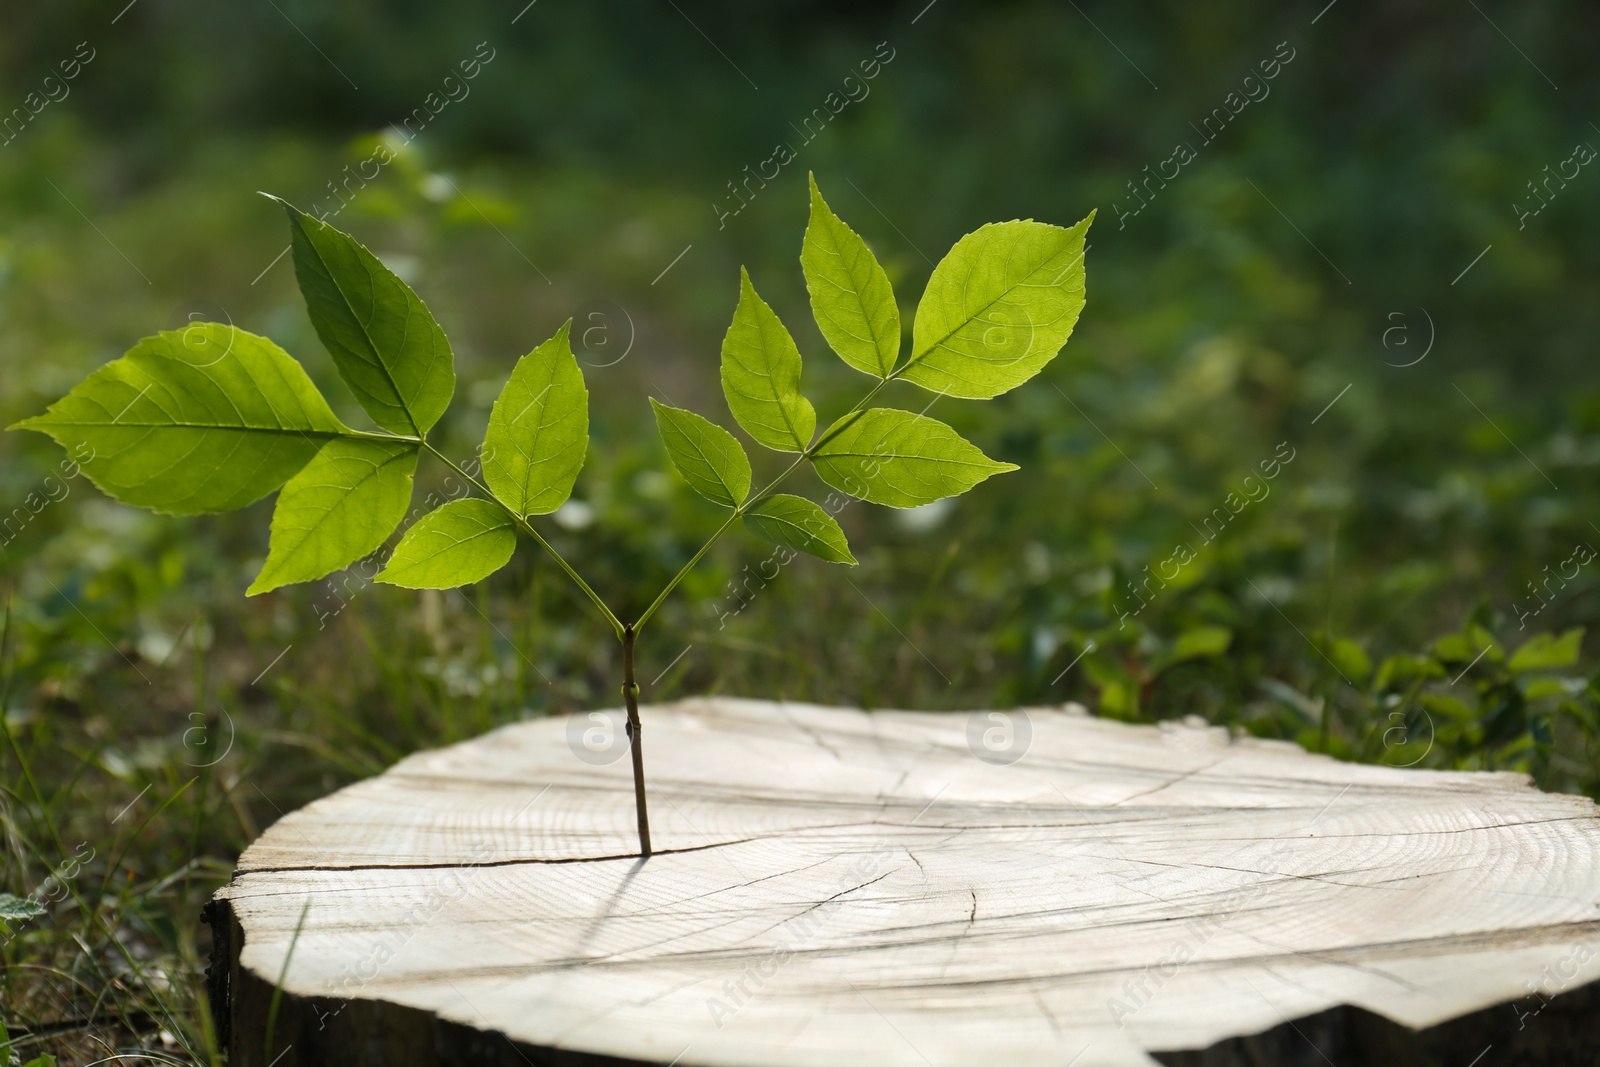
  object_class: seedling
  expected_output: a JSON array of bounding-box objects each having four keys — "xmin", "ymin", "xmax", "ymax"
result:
[{"xmin": 12, "ymin": 176, "xmax": 1091, "ymax": 855}]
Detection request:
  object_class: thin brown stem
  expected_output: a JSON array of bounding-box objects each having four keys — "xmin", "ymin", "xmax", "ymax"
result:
[
  {"xmin": 418, "ymin": 440, "xmax": 623, "ymax": 638},
  {"xmin": 621, "ymin": 623, "xmax": 652, "ymax": 857}
]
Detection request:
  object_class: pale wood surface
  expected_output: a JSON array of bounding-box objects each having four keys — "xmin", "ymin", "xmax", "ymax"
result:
[{"xmin": 218, "ymin": 697, "xmax": 1600, "ymax": 1066}]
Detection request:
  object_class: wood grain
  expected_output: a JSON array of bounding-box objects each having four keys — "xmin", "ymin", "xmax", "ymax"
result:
[{"xmin": 214, "ymin": 698, "xmax": 1600, "ymax": 1066}]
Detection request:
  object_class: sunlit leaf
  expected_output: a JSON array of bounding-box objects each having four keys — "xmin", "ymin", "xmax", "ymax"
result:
[
  {"xmin": 1174, "ymin": 626, "xmax": 1232, "ymax": 662},
  {"xmin": 651, "ymin": 399, "xmax": 751, "ymax": 507},
  {"xmin": 276, "ymin": 197, "xmax": 455, "ymax": 435},
  {"xmin": 483, "ymin": 321, "xmax": 588, "ymax": 516},
  {"xmin": 802, "ymin": 173, "xmax": 899, "ymax": 378},
  {"xmin": 376, "ymin": 498, "xmax": 515, "ymax": 589},
  {"xmin": 1098, "ymin": 679, "xmax": 1135, "ymax": 717},
  {"xmin": 248, "ymin": 438, "xmax": 419, "ymax": 595},
  {"xmin": 10, "ymin": 324, "xmax": 346, "ymax": 514},
  {"xmin": 1509, "ymin": 628, "xmax": 1585, "ymax": 673},
  {"xmin": 720, "ymin": 268, "xmax": 816, "ymax": 452},
  {"xmin": 902, "ymin": 214, "xmax": 1092, "ymax": 399},
  {"xmin": 743, "ymin": 494, "xmax": 856, "ymax": 564},
  {"xmin": 1432, "ymin": 628, "xmax": 1500, "ymax": 665},
  {"xmin": 811, "ymin": 408, "xmax": 1016, "ymax": 507},
  {"xmin": 1329, "ymin": 637, "xmax": 1373, "ymax": 683}
]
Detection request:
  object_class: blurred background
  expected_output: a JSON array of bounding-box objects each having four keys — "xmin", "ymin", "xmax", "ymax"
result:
[{"xmin": 2, "ymin": 1, "xmax": 1599, "ymax": 1061}]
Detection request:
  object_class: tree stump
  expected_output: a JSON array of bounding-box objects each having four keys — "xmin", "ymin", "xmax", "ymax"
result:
[{"xmin": 206, "ymin": 698, "xmax": 1600, "ymax": 1066}]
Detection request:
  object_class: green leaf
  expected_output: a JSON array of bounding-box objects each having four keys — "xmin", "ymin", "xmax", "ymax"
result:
[
  {"xmin": 11, "ymin": 324, "xmax": 346, "ymax": 514},
  {"xmin": 811, "ymin": 408, "xmax": 1017, "ymax": 508},
  {"xmin": 802, "ymin": 173, "xmax": 900, "ymax": 378},
  {"xmin": 1417, "ymin": 693, "xmax": 1476, "ymax": 721},
  {"xmin": 1522, "ymin": 676, "xmax": 1583, "ymax": 701},
  {"xmin": 376, "ymin": 498, "xmax": 516, "ymax": 589},
  {"xmin": 1173, "ymin": 626, "xmax": 1233, "ymax": 662},
  {"xmin": 276, "ymin": 197, "xmax": 455, "ymax": 435},
  {"xmin": 720, "ymin": 268, "xmax": 816, "ymax": 452},
  {"xmin": 1373, "ymin": 653, "xmax": 1444, "ymax": 690},
  {"xmin": 1508, "ymin": 628, "xmax": 1585, "ymax": 673},
  {"xmin": 650, "ymin": 399, "xmax": 751, "ymax": 507},
  {"xmin": 743, "ymin": 494, "xmax": 856, "ymax": 564},
  {"xmin": 902, "ymin": 214, "xmax": 1093, "ymax": 399},
  {"xmin": 0, "ymin": 893, "xmax": 45, "ymax": 921},
  {"xmin": 1097, "ymin": 679, "xmax": 1136, "ymax": 718},
  {"xmin": 482, "ymin": 321, "xmax": 588, "ymax": 516},
  {"xmin": 1432, "ymin": 627, "xmax": 1501, "ymax": 665},
  {"xmin": 1328, "ymin": 637, "xmax": 1373, "ymax": 683},
  {"xmin": 247, "ymin": 438, "xmax": 419, "ymax": 595},
  {"xmin": 1334, "ymin": 642, "xmax": 1373, "ymax": 684}
]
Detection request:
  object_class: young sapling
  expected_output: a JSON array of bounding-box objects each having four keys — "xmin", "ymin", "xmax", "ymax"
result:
[{"xmin": 12, "ymin": 175, "xmax": 1092, "ymax": 856}]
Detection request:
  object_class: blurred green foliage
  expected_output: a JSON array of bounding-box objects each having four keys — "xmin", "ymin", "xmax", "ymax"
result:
[{"xmin": 2, "ymin": 1, "xmax": 1599, "ymax": 1061}]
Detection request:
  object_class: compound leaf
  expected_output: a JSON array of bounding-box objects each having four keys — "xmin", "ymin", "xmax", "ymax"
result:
[
  {"xmin": 744, "ymin": 494, "xmax": 856, "ymax": 564},
  {"xmin": 376, "ymin": 498, "xmax": 515, "ymax": 589},
  {"xmin": 10, "ymin": 324, "xmax": 346, "ymax": 514},
  {"xmin": 802, "ymin": 173, "xmax": 899, "ymax": 378},
  {"xmin": 276, "ymin": 197, "xmax": 455, "ymax": 435},
  {"xmin": 720, "ymin": 268, "xmax": 816, "ymax": 452},
  {"xmin": 811, "ymin": 407, "xmax": 1016, "ymax": 508},
  {"xmin": 248, "ymin": 437, "xmax": 419, "ymax": 595},
  {"xmin": 483, "ymin": 321, "xmax": 588, "ymax": 516},
  {"xmin": 902, "ymin": 214, "xmax": 1092, "ymax": 399},
  {"xmin": 651, "ymin": 399, "xmax": 751, "ymax": 508}
]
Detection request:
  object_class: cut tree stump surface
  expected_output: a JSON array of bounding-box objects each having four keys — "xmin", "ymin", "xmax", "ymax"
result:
[{"xmin": 214, "ymin": 698, "xmax": 1600, "ymax": 1066}]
